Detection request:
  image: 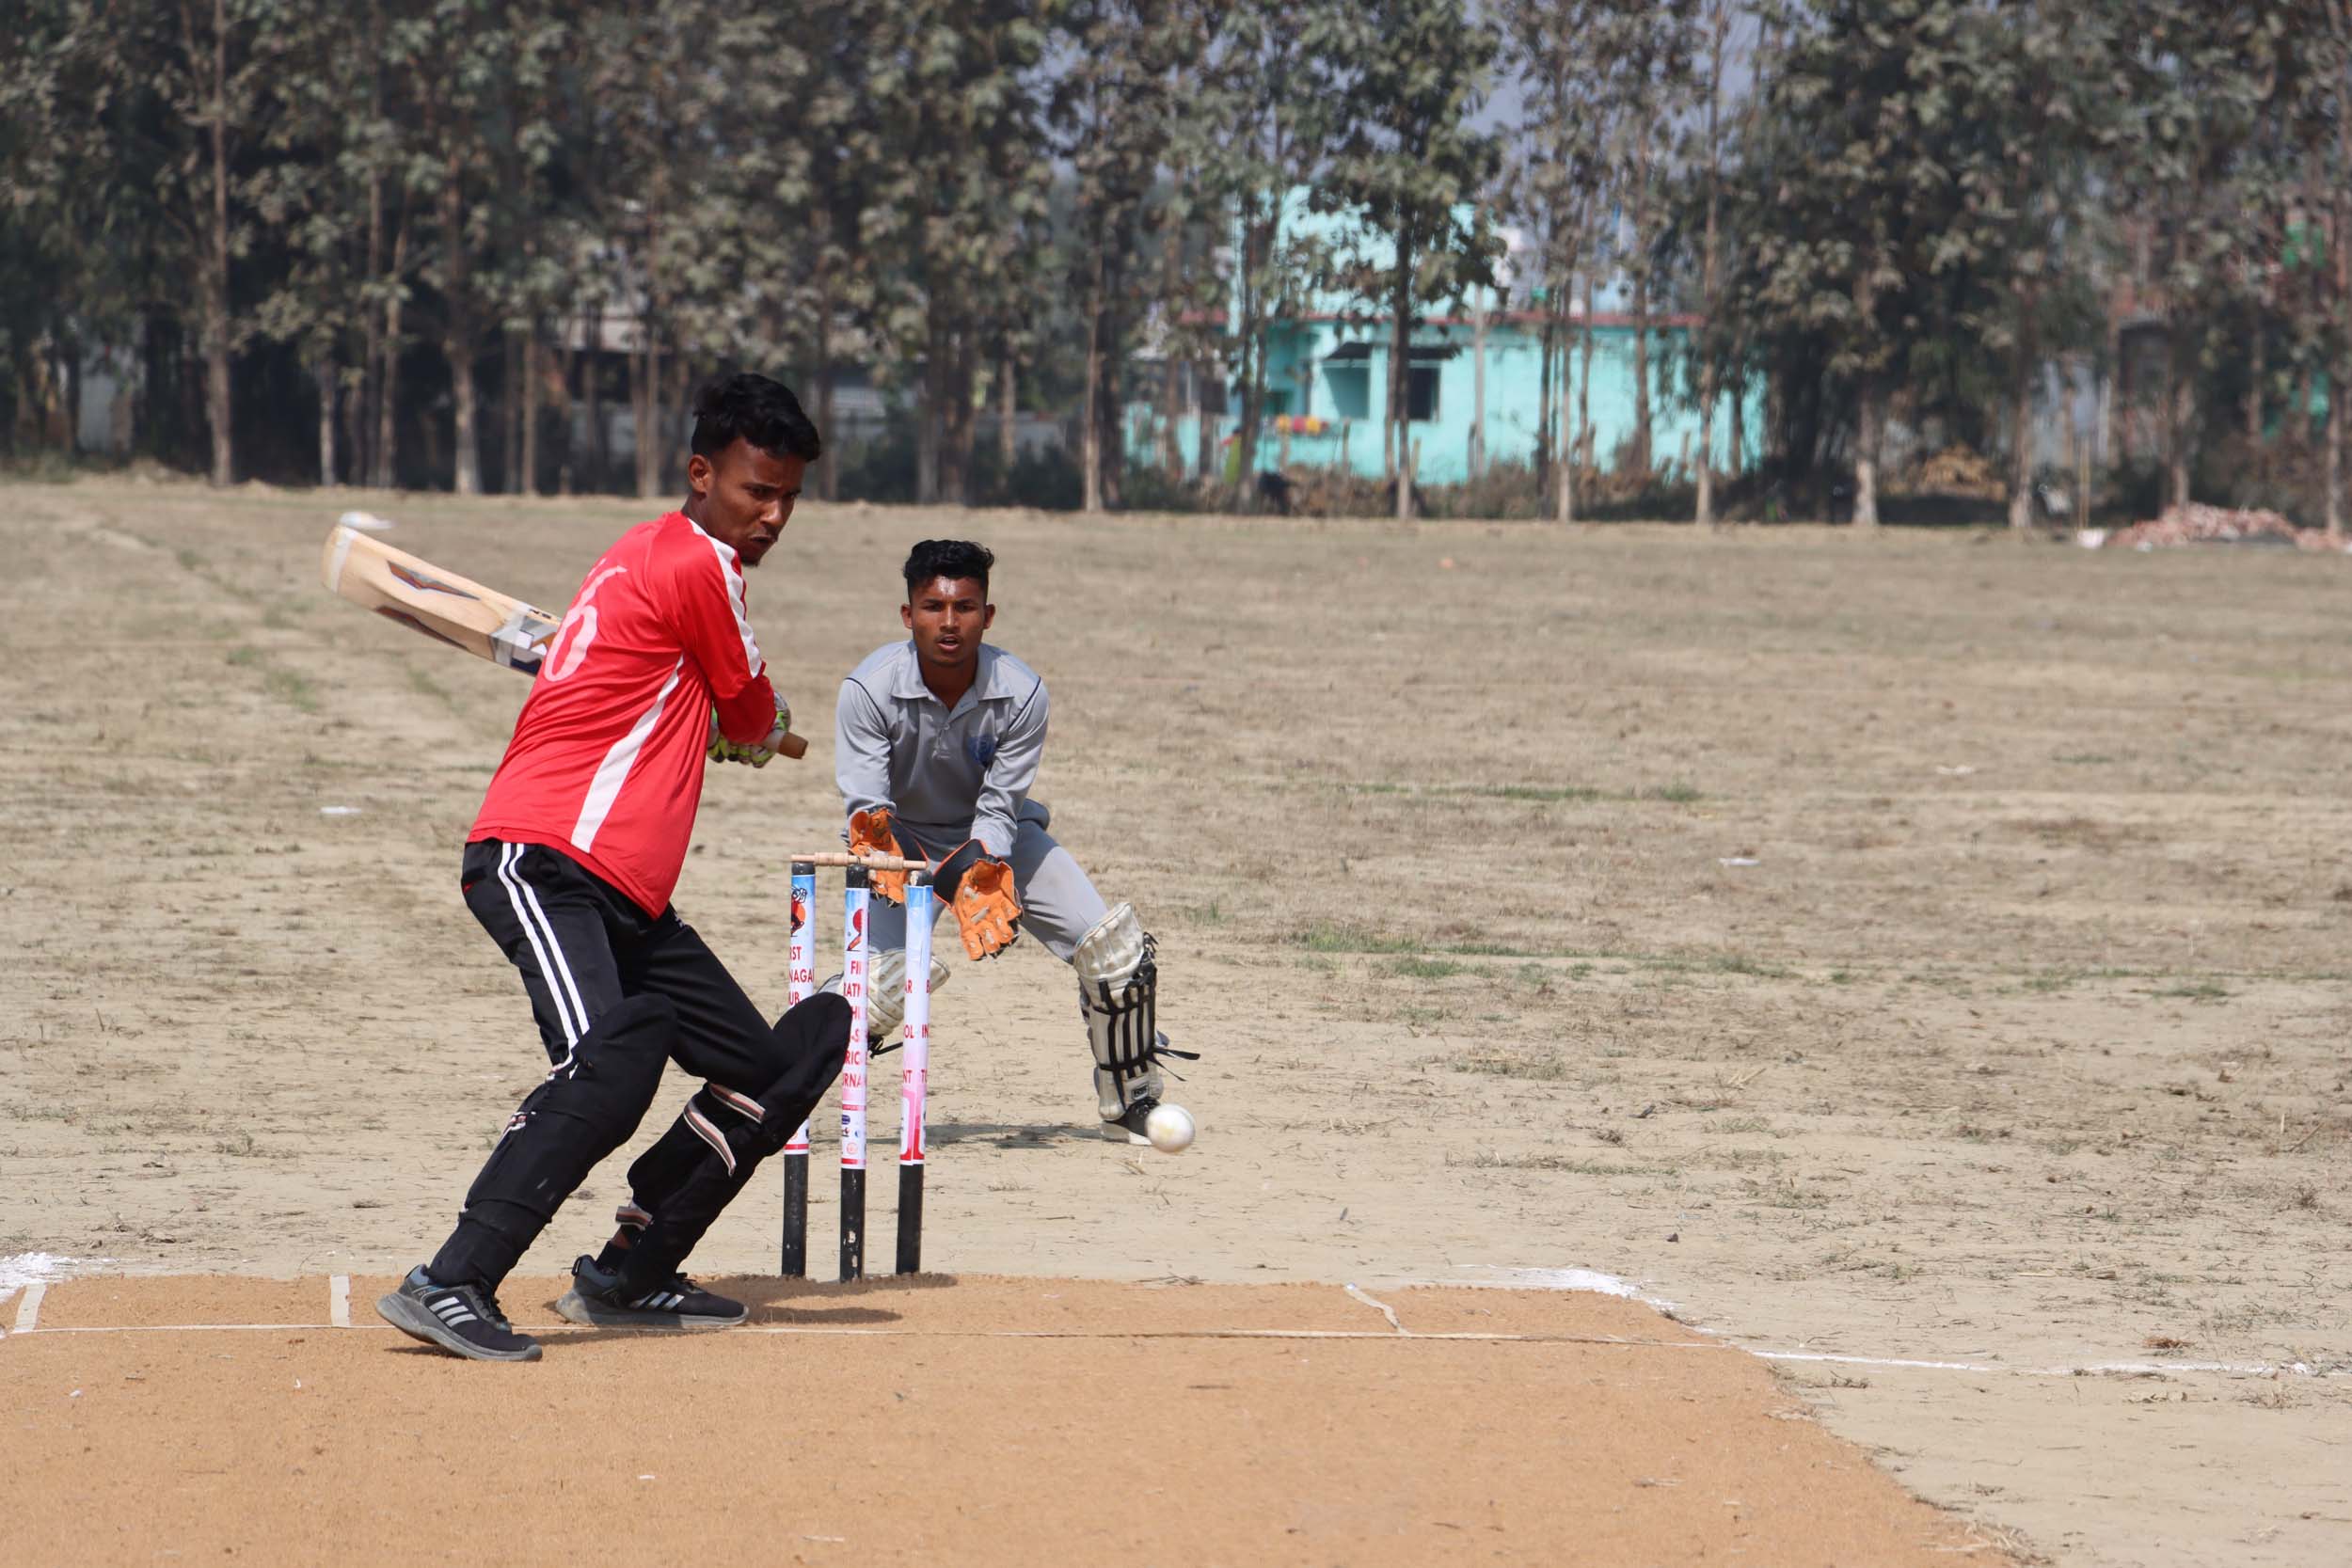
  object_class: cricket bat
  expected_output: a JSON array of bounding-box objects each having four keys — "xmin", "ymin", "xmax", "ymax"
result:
[{"xmin": 320, "ymin": 524, "xmax": 807, "ymax": 759}]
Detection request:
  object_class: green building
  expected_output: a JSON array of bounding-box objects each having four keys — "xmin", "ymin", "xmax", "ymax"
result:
[{"xmin": 1128, "ymin": 193, "xmax": 1756, "ymax": 487}]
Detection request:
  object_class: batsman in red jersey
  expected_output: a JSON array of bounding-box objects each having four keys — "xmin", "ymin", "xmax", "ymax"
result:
[{"xmin": 378, "ymin": 373, "xmax": 849, "ymax": 1362}]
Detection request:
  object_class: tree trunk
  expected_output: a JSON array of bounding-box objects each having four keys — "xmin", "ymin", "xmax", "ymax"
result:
[
  {"xmin": 2008, "ymin": 301, "xmax": 2036, "ymax": 532},
  {"xmin": 1854, "ymin": 379, "xmax": 1883, "ymax": 529},
  {"xmin": 317, "ymin": 354, "xmax": 337, "ymax": 486},
  {"xmin": 1082, "ymin": 228, "xmax": 1104, "ymax": 514},
  {"xmin": 341, "ymin": 355, "xmax": 365, "ymax": 483},
  {"xmin": 199, "ymin": 0, "xmax": 234, "ymax": 486},
  {"xmin": 502, "ymin": 329, "xmax": 523, "ymax": 494},
  {"xmin": 1535, "ymin": 299, "xmax": 1555, "ymax": 495},
  {"xmin": 2333, "ymin": 59, "xmax": 2352, "ymax": 542},
  {"xmin": 2165, "ymin": 330, "xmax": 2192, "ymax": 511},
  {"xmin": 1392, "ymin": 237, "xmax": 1413, "ymax": 521},
  {"xmin": 999, "ymin": 341, "xmax": 1018, "ymax": 480},
  {"xmin": 519, "ymin": 327, "xmax": 540, "ymax": 497},
  {"xmin": 1697, "ymin": 4, "xmax": 1726, "ymax": 530},
  {"xmin": 663, "ymin": 353, "xmax": 690, "ymax": 494},
  {"xmin": 1099, "ymin": 309, "xmax": 1124, "ymax": 510},
  {"xmin": 582, "ymin": 303, "xmax": 605, "ymax": 493},
  {"xmin": 1233, "ymin": 214, "xmax": 1266, "ymax": 512},
  {"xmin": 2246, "ymin": 316, "xmax": 2265, "ymax": 490},
  {"xmin": 1194, "ymin": 357, "xmax": 1216, "ymax": 485},
  {"xmin": 1470, "ymin": 304, "xmax": 1486, "ymax": 481},
  {"xmin": 1157, "ymin": 219, "xmax": 1183, "ymax": 478},
  {"xmin": 373, "ymin": 217, "xmax": 408, "ymax": 489},
  {"xmin": 452, "ymin": 347, "xmax": 481, "ymax": 495},
  {"xmin": 1576, "ymin": 269, "xmax": 1596, "ymax": 489},
  {"xmin": 2074, "ymin": 356, "xmax": 2092, "ymax": 532},
  {"xmin": 813, "ymin": 289, "xmax": 836, "ymax": 502},
  {"xmin": 358, "ymin": 16, "xmax": 382, "ymax": 488},
  {"xmin": 1629, "ymin": 144, "xmax": 1653, "ymax": 478},
  {"xmin": 941, "ymin": 327, "xmax": 976, "ymax": 506},
  {"xmin": 916, "ymin": 317, "xmax": 942, "ymax": 505},
  {"xmin": 442, "ymin": 173, "xmax": 481, "ymax": 497},
  {"xmin": 1727, "ymin": 368, "xmax": 1744, "ymax": 484},
  {"xmin": 2330, "ymin": 390, "xmax": 2344, "ymax": 542},
  {"xmin": 1555, "ymin": 299, "xmax": 1576, "ymax": 524},
  {"xmin": 632, "ymin": 322, "xmax": 660, "ymax": 499}
]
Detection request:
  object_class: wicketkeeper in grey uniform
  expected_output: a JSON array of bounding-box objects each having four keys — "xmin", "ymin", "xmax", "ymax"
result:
[{"xmin": 831, "ymin": 538, "xmax": 1196, "ymax": 1143}]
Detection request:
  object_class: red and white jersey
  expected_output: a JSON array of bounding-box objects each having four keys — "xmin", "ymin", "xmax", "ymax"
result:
[{"xmin": 469, "ymin": 511, "xmax": 777, "ymax": 915}]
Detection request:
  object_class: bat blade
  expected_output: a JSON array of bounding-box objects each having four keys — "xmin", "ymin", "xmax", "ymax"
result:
[
  {"xmin": 323, "ymin": 525, "xmax": 561, "ymax": 673},
  {"xmin": 319, "ymin": 524, "xmax": 807, "ymax": 759}
]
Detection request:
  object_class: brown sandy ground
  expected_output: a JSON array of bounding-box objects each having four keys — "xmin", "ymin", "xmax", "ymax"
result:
[
  {"xmin": 1, "ymin": 1274, "xmax": 2001, "ymax": 1567},
  {"xmin": 1, "ymin": 478, "xmax": 2349, "ymax": 1564}
]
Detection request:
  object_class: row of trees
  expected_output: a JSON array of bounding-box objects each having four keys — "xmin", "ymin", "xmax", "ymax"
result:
[{"xmin": 7, "ymin": 2, "xmax": 2352, "ymax": 527}]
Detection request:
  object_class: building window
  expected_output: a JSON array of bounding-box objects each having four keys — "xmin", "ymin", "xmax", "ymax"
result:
[
  {"xmin": 1324, "ymin": 366, "xmax": 1372, "ymax": 421},
  {"xmin": 1407, "ymin": 366, "xmax": 1439, "ymax": 422}
]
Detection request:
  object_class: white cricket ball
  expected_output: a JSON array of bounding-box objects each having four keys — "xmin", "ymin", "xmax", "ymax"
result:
[{"xmin": 1145, "ymin": 1103, "xmax": 1196, "ymax": 1154}]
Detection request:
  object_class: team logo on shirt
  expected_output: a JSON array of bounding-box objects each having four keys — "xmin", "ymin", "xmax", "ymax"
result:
[{"xmin": 964, "ymin": 732, "xmax": 999, "ymax": 768}]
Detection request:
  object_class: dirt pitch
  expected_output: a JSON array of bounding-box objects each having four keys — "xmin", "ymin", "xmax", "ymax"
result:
[{"xmin": 3, "ymin": 477, "xmax": 2349, "ymax": 1565}]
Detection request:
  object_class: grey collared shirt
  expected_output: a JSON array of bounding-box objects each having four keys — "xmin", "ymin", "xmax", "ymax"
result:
[{"xmin": 835, "ymin": 640, "xmax": 1049, "ymax": 858}]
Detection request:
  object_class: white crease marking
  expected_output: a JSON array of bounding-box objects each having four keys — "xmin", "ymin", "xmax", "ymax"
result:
[
  {"xmin": 329, "ymin": 1275, "xmax": 351, "ymax": 1329},
  {"xmin": 1344, "ymin": 1283, "xmax": 1406, "ymax": 1334},
  {"xmin": 14, "ymin": 1284, "xmax": 46, "ymax": 1334}
]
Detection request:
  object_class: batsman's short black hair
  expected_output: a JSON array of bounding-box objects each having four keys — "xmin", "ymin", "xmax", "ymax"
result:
[
  {"xmin": 690, "ymin": 372, "xmax": 822, "ymax": 464},
  {"xmin": 903, "ymin": 539, "xmax": 994, "ymax": 600}
]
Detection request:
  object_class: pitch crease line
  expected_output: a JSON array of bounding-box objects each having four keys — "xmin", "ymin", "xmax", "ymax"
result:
[
  {"xmin": 6, "ymin": 1316, "xmax": 2342, "ymax": 1378},
  {"xmin": 329, "ymin": 1275, "xmax": 351, "ymax": 1328},
  {"xmin": 13, "ymin": 1284, "xmax": 44, "ymax": 1333}
]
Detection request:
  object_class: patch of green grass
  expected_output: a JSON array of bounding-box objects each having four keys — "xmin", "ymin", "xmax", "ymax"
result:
[
  {"xmin": 1290, "ymin": 921, "xmax": 1419, "ymax": 955},
  {"xmin": 176, "ymin": 547, "xmax": 205, "ymax": 572},
  {"xmin": 2153, "ymin": 981, "xmax": 2231, "ymax": 1003},
  {"xmin": 1453, "ymin": 1051, "xmax": 1569, "ymax": 1081},
  {"xmin": 1647, "ymin": 951, "xmax": 1792, "ymax": 980},
  {"xmin": 1645, "ymin": 782, "xmax": 1704, "ymax": 803},
  {"xmin": 226, "ymin": 645, "xmax": 263, "ymax": 667},
  {"xmin": 262, "ymin": 667, "xmax": 321, "ymax": 713},
  {"xmin": 407, "ymin": 666, "xmax": 453, "ymax": 703},
  {"xmin": 1704, "ymin": 1116, "xmax": 1772, "ymax": 1134},
  {"xmin": 1472, "ymin": 784, "xmax": 1603, "ymax": 803},
  {"xmin": 1385, "ymin": 956, "xmax": 1468, "ymax": 980},
  {"xmin": 2054, "ymin": 752, "xmax": 2116, "ymax": 765},
  {"xmin": 1455, "ymin": 1151, "xmax": 1677, "ymax": 1177},
  {"xmin": 1442, "ymin": 940, "xmax": 1544, "ymax": 957},
  {"xmin": 1742, "ymin": 1175, "xmax": 1829, "ymax": 1210}
]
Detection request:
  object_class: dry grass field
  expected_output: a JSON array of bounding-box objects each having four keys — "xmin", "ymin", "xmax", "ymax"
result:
[{"xmin": 3, "ymin": 476, "xmax": 2349, "ymax": 1564}]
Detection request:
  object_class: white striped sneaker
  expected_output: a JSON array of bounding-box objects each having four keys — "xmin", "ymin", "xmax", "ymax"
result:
[
  {"xmin": 376, "ymin": 1266, "xmax": 542, "ymax": 1362},
  {"xmin": 554, "ymin": 1254, "xmax": 747, "ymax": 1330}
]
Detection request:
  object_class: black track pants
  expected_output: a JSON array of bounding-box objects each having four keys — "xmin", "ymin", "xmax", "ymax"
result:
[{"xmin": 427, "ymin": 839, "xmax": 842, "ymax": 1288}]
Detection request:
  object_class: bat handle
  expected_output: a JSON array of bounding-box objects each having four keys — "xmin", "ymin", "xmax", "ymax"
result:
[{"xmin": 778, "ymin": 729, "xmax": 808, "ymax": 761}]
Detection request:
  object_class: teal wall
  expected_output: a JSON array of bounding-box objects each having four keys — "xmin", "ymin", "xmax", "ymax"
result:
[{"xmin": 1133, "ymin": 315, "xmax": 1760, "ymax": 486}]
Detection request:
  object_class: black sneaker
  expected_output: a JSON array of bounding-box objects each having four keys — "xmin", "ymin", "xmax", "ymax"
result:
[
  {"xmin": 376, "ymin": 1266, "xmax": 542, "ymax": 1362},
  {"xmin": 554, "ymin": 1254, "xmax": 747, "ymax": 1330}
]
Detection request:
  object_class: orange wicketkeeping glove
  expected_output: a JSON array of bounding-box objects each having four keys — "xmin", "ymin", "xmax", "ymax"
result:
[
  {"xmin": 849, "ymin": 807, "xmax": 916, "ymax": 905},
  {"xmin": 935, "ymin": 839, "xmax": 1022, "ymax": 960}
]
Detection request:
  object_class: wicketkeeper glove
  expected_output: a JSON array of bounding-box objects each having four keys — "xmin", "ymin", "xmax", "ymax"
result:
[
  {"xmin": 848, "ymin": 807, "xmax": 921, "ymax": 904},
  {"xmin": 934, "ymin": 838, "xmax": 1022, "ymax": 960},
  {"xmin": 707, "ymin": 694, "xmax": 793, "ymax": 768}
]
